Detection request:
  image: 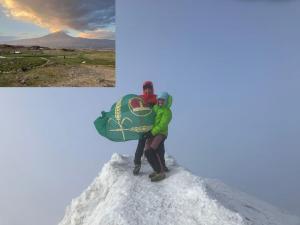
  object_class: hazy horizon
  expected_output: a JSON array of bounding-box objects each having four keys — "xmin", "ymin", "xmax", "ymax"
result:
[{"xmin": 0, "ymin": 31, "xmax": 116, "ymax": 43}]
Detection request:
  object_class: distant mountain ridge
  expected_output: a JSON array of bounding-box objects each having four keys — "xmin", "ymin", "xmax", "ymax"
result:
[{"xmin": 3, "ymin": 31, "xmax": 115, "ymax": 49}]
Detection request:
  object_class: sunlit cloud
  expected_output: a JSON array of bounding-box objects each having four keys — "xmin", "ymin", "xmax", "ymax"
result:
[
  {"xmin": 0, "ymin": 0, "xmax": 115, "ymax": 33},
  {"xmin": 79, "ymin": 29, "xmax": 115, "ymax": 40}
]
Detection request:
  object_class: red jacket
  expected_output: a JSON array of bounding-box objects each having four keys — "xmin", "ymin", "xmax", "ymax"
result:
[{"xmin": 140, "ymin": 94, "xmax": 157, "ymax": 107}]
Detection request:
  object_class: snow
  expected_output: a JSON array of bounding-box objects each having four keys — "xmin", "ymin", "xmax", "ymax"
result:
[{"xmin": 58, "ymin": 153, "xmax": 300, "ymax": 225}]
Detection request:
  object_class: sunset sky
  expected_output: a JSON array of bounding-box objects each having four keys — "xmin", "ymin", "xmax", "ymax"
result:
[{"xmin": 0, "ymin": 0, "xmax": 115, "ymax": 40}]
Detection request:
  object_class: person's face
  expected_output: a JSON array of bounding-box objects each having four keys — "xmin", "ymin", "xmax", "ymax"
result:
[
  {"xmin": 158, "ymin": 98, "xmax": 165, "ymax": 106},
  {"xmin": 144, "ymin": 87, "xmax": 153, "ymax": 95}
]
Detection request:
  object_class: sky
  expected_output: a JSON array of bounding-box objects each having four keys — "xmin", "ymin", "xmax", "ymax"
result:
[
  {"xmin": 0, "ymin": 0, "xmax": 115, "ymax": 40},
  {"xmin": 1, "ymin": 0, "xmax": 300, "ymax": 225}
]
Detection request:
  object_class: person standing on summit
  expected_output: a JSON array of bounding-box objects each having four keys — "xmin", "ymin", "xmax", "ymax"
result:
[
  {"xmin": 133, "ymin": 81, "xmax": 168, "ymax": 175},
  {"xmin": 144, "ymin": 92, "xmax": 172, "ymax": 182}
]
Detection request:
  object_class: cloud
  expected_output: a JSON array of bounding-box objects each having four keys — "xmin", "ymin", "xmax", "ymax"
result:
[
  {"xmin": 0, "ymin": 0, "xmax": 115, "ymax": 32},
  {"xmin": 79, "ymin": 29, "xmax": 115, "ymax": 40}
]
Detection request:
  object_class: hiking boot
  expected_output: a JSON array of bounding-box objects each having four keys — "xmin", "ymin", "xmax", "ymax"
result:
[
  {"xmin": 148, "ymin": 171, "xmax": 158, "ymax": 178},
  {"xmin": 151, "ymin": 173, "xmax": 166, "ymax": 182},
  {"xmin": 133, "ymin": 164, "xmax": 141, "ymax": 175}
]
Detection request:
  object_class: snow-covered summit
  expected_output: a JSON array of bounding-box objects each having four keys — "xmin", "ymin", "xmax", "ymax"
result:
[{"xmin": 58, "ymin": 153, "xmax": 300, "ymax": 225}]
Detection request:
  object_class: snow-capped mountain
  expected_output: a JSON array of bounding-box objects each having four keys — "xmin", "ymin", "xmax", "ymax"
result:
[{"xmin": 58, "ymin": 154, "xmax": 300, "ymax": 225}]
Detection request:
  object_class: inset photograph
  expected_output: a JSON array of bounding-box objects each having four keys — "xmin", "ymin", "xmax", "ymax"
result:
[{"xmin": 0, "ymin": 0, "xmax": 115, "ymax": 87}]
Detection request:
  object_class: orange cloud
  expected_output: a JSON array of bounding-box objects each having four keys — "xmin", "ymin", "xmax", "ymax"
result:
[
  {"xmin": 0, "ymin": 0, "xmax": 115, "ymax": 32},
  {"xmin": 0, "ymin": 0, "xmax": 64, "ymax": 31},
  {"xmin": 79, "ymin": 29, "xmax": 115, "ymax": 40}
]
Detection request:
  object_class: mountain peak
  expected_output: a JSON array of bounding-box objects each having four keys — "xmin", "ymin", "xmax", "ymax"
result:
[
  {"xmin": 5, "ymin": 31, "xmax": 115, "ymax": 49},
  {"xmin": 58, "ymin": 153, "xmax": 300, "ymax": 225},
  {"xmin": 45, "ymin": 31, "xmax": 72, "ymax": 38}
]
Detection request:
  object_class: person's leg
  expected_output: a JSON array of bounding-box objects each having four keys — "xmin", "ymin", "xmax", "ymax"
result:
[
  {"xmin": 160, "ymin": 142, "xmax": 165, "ymax": 167},
  {"xmin": 134, "ymin": 138, "xmax": 146, "ymax": 165},
  {"xmin": 150, "ymin": 134, "xmax": 166, "ymax": 172},
  {"xmin": 133, "ymin": 137, "xmax": 147, "ymax": 175},
  {"xmin": 148, "ymin": 146, "xmax": 166, "ymax": 182},
  {"xmin": 145, "ymin": 134, "xmax": 167, "ymax": 181},
  {"xmin": 149, "ymin": 134, "xmax": 166, "ymax": 150},
  {"xmin": 157, "ymin": 142, "xmax": 169, "ymax": 172},
  {"xmin": 144, "ymin": 136, "xmax": 160, "ymax": 172},
  {"xmin": 145, "ymin": 148, "xmax": 161, "ymax": 173}
]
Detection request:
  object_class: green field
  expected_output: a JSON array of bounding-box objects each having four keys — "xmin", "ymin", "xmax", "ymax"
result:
[
  {"xmin": 0, "ymin": 49, "xmax": 115, "ymax": 87},
  {"xmin": 0, "ymin": 57, "xmax": 46, "ymax": 73}
]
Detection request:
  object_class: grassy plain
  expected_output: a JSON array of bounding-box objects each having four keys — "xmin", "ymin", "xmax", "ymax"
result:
[{"xmin": 0, "ymin": 47, "xmax": 115, "ymax": 87}]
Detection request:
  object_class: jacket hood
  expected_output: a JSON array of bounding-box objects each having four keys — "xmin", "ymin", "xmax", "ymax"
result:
[{"xmin": 157, "ymin": 92, "xmax": 172, "ymax": 108}]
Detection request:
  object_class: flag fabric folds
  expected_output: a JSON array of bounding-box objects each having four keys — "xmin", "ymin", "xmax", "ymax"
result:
[{"xmin": 94, "ymin": 94, "xmax": 155, "ymax": 142}]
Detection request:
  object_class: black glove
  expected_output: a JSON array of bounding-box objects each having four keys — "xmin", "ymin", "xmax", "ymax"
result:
[{"xmin": 143, "ymin": 131, "xmax": 153, "ymax": 139}]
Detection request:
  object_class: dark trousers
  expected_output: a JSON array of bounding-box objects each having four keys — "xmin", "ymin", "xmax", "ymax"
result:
[
  {"xmin": 144, "ymin": 134, "xmax": 166, "ymax": 173},
  {"xmin": 134, "ymin": 137, "xmax": 166, "ymax": 166},
  {"xmin": 134, "ymin": 138, "xmax": 146, "ymax": 165}
]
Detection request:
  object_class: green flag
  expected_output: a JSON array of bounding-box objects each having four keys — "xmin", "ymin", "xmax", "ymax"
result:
[{"xmin": 94, "ymin": 94, "xmax": 155, "ymax": 142}]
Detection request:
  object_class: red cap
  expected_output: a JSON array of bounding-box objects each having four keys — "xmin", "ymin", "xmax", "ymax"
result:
[{"xmin": 143, "ymin": 81, "xmax": 153, "ymax": 90}]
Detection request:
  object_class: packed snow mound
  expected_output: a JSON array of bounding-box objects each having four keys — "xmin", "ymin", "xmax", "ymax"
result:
[{"xmin": 59, "ymin": 153, "xmax": 300, "ymax": 225}]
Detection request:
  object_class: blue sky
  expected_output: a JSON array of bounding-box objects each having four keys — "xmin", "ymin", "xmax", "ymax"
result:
[{"xmin": 1, "ymin": 0, "xmax": 300, "ymax": 224}]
